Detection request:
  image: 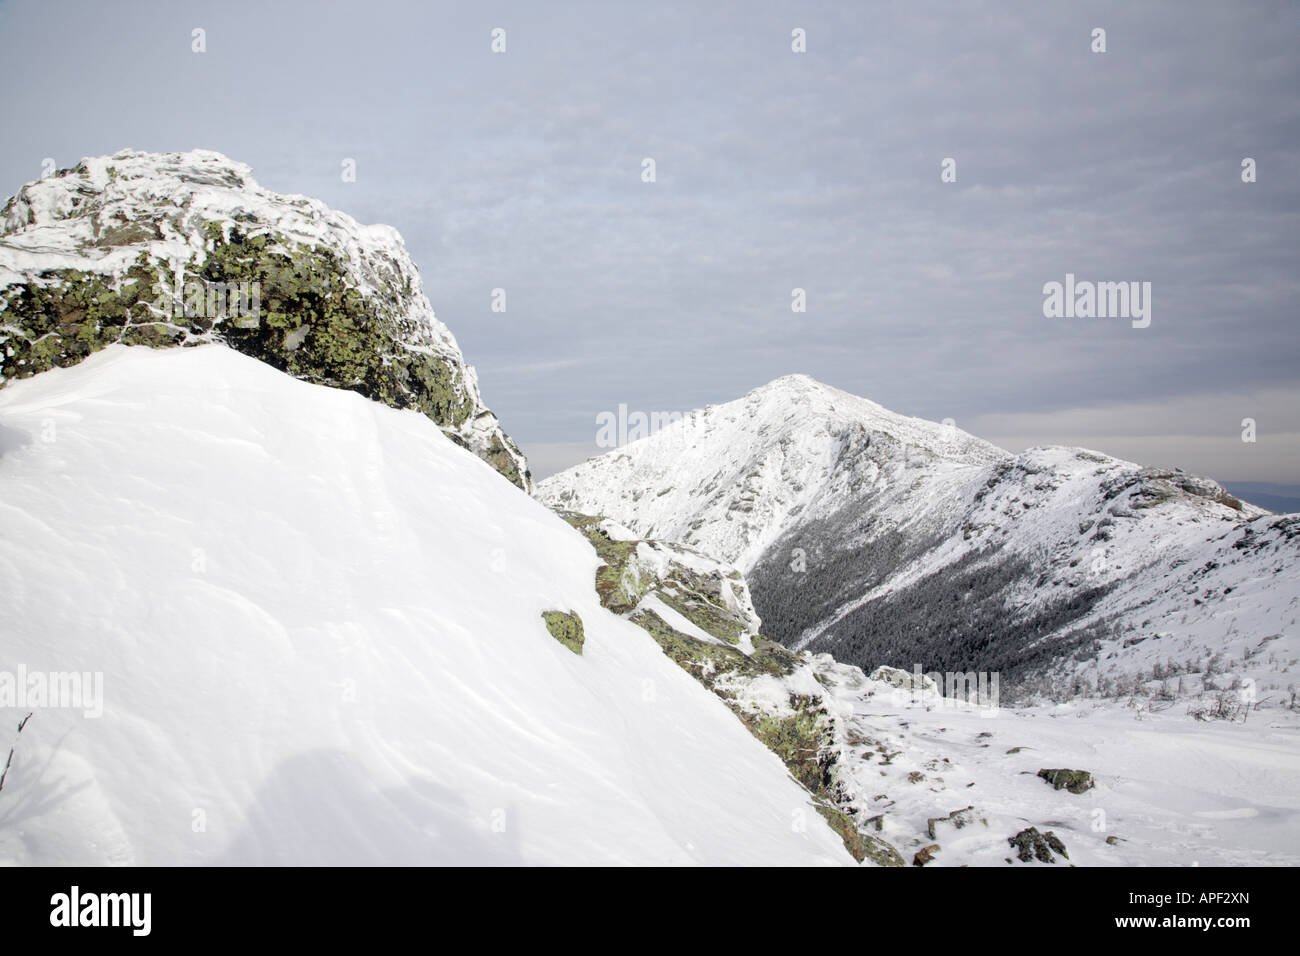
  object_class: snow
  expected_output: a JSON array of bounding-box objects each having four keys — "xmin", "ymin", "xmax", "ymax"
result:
[
  {"xmin": 540, "ymin": 372, "xmax": 1007, "ymax": 571},
  {"xmin": 0, "ymin": 344, "xmax": 849, "ymax": 866},
  {"xmin": 637, "ymin": 594, "xmax": 730, "ymax": 647},
  {"xmin": 815, "ymin": 669, "xmax": 1300, "ymax": 866},
  {"xmin": 540, "ymin": 373, "xmax": 1299, "ymax": 688},
  {"xmin": 2, "ymin": 151, "xmax": 417, "ymax": 313},
  {"xmin": 0, "ymin": 148, "xmax": 529, "ymax": 490},
  {"xmin": 534, "ymin": 372, "xmax": 1300, "ymax": 866}
]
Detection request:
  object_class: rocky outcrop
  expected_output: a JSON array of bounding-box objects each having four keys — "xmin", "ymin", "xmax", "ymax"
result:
[
  {"xmin": 912, "ymin": 844, "xmax": 940, "ymax": 867},
  {"xmin": 0, "ymin": 149, "xmax": 529, "ymax": 489},
  {"xmin": 556, "ymin": 509, "xmax": 906, "ymax": 866},
  {"xmin": 1038, "ymin": 768, "xmax": 1095, "ymax": 794},
  {"xmin": 870, "ymin": 666, "xmax": 940, "ymax": 694},
  {"xmin": 1008, "ymin": 827, "xmax": 1069, "ymax": 864}
]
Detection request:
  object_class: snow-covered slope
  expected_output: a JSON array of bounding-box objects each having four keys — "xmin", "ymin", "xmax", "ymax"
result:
[
  {"xmin": 0, "ymin": 345, "xmax": 851, "ymax": 866},
  {"xmin": 0, "ymin": 149, "xmax": 529, "ymax": 489},
  {"xmin": 540, "ymin": 375, "xmax": 1300, "ymax": 693},
  {"xmin": 806, "ymin": 660, "xmax": 1300, "ymax": 867},
  {"xmin": 538, "ymin": 511, "xmax": 1300, "ymax": 867}
]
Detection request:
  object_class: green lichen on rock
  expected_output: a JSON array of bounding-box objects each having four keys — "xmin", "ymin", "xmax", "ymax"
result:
[
  {"xmin": 196, "ymin": 223, "xmax": 478, "ymax": 429},
  {"xmin": 541, "ymin": 610, "xmax": 585, "ymax": 656},
  {"xmin": 748, "ymin": 695, "xmax": 836, "ymax": 793},
  {"xmin": 1, "ymin": 254, "xmax": 177, "ymax": 380},
  {"xmin": 556, "ymin": 507, "xmax": 900, "ymax": 866},
  {"xmin": 482, "ymin": 432, "xmax": 528, "ymax": 490},
  {"xmin": 555, "ymin": 513, "xmax": 645, "ymax": 612},
  {"xmin": 1008, "ymin": 827, "xmax": 1069, "ymax": 863},
  {"xmin": 749, "ymin": 636, "xmax": 803, "ymax": 676},
  {"xmin": 816, "ymin": 804, "xmax": 905, "ymax": 867},
  {"xmin": 592, "ymin": 541, "xmax": 644, "ymax": 613},
  {"xmin": 657, "ymin": 589, "xmax": 745, "ymax": 646},
  {"xmin": 628, "ymin": 608, "xmax": 752, "ymax": 686},
  {"xmin": 627, "ymin": 610, "xmax": 835, "ymax": 794},
  {"xmin": 1, "ymin": 156, "xmax": 531, "ymax": 491},
  {"xmin": 1037, "ymin": 768, "xmax": 1094, "ymax": 794},
  {"xmin": 558, "ymin": 511, "xmax": 758, "ymax": 642},
  {"xmin": 631, "ymin": 606, "xmax": 894, "ymax": 862},
  {"xmin": 0, "ymin": 227, "xmax": 478, "ymax": 439}
]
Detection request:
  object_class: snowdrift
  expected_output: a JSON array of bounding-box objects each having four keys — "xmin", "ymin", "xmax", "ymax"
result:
[{"xmin": 0, "ymin": 345, "xmax": 847, "ymax": 865}]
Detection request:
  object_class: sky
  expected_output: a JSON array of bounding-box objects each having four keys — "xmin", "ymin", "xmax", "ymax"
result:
[{"xmin": 1, "ymin": 0, "xmax": 1296, "ymax": 482}]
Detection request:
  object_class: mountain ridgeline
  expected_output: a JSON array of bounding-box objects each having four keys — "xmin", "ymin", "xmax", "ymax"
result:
[
  {"xmin": 540, "ymin": 376, "xmax": 1300, "ymax": 696},
  {"xmin": 3, "ymin": 151, "xmax": 1296, "ymax": 866}
]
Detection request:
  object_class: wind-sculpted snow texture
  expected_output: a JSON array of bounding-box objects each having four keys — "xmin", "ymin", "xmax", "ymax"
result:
[{"xmin": 0, "ymin": 346, "xmax": 853, "ymax": 866}]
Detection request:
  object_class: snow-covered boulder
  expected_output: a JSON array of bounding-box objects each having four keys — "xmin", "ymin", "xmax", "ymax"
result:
[
  {"xmin": 0, "ymin": 149, "xmax": 529, "ymax": 489},
  {"xmin": 870, "ymin": 666, "xmax": 940, "ymax": 694}
]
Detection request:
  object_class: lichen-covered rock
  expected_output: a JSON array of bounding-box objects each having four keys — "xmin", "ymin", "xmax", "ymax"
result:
[
  {"xmin": 1037, "ymin": 768, "xmax": 1095, "ymax": 794},
  {"xmin": 624, "ymin": 605, "xmax": 843, "ymax": 805},
  {"xmin": 540, "ymin": 610, "xmax": 585, "ymax": 656},
  {"xmin": 1008, "ymin": 827, "xmax": 1069, "ymax": 863},
  {"xmin": 628, "ymin": 608, "xmax": 752, "ymax": 685},
  {"xmin": 1108, "ymin": 466, "xmax": 1244, "ymax": 513},
  {"xmin": 747, "ymin": 695, "xmax": 837, "ymax": 793},
  {"xmin": 816, "ymin": 805, "xmax": 906, "ymax": 867},
  {"xmin": 749, "ymin": 636, "xmax": 804, "ymax": 675},
  {"xmin": 0, "ymin": 149, "xmax": 529, "ymax": 490},
  {"xmin": 559, "ymin": 509, "xmax": 906, "ymax": 866},
  {"xmin": 913, "ymin": 843, "xmax": 940, "ymax": 867},
  {"xmin": 557, "ymin": 512, "xmax": 762, "ymax": 638}
]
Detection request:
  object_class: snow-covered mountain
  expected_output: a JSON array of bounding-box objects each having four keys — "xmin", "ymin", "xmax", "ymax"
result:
[
  {"xmin": 0, "ymin": 149, "xmax": 529, "ymax": 489},
  {"xmin": 3, "ymin": 349, "xmax": 1293, "ymax": 866},
  {"xmin": 539, "ymin": 375, "xmax": 1300, "ymax": 696},
  {"xmin": 2, "ymin": 155, "xmax": 1294, "ymax": 868},
  {"xmin": 0, "ymin": 345, "xmax": 861, "ymax": 865}
]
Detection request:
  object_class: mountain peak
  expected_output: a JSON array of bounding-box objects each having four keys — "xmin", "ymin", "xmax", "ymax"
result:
[
  {"xmin": 752, "ymin": 372, "xmax": 823, "ymax": 392},
  {"xmin": 541, "ymin": 377, "xmax": 1008, "ymax": 569},
  {"xmin": 745, "ymin": 373, "xmax": 858, "ymax": 407}
]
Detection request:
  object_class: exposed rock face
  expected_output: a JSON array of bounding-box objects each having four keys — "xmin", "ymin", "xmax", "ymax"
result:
[
  {"xmin": 541, "ymin": 610, "xmax": 585, "ymax": 655},
  {"xmin": 555, "ymin": 508, "xmax": 1130, "ymax": 868},
  {"xmin": 1038, "ymin": 768, "xmax": 1095, "ymax": 794},
  {"xmin": 818, "ymin": 805, "xmax": 906, "ymax": 867},
  {"xmin": 1008, "ymin": 827, "xmax": 1069, "ymax": 864},
  {"xmin": 0, "ymin": 149, "xmax": 529, "ymax": 489},
  {"xmin": 555, "ymin": 509, "xmax": 908, "ymax": 866}
]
